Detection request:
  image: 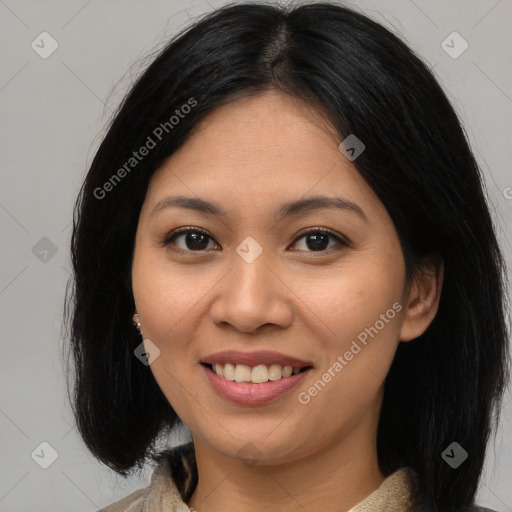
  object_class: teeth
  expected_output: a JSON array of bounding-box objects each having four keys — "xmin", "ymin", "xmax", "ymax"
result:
[
  {"xmin": 223, "ymin": 363, "xmax": 235, "ymax": 381},
  {"xmin": 214, "ymin": 363, "xmax": 224, "ymax": 377},
  {"xmin": 251, "ymin": 364, "xmax": 269, "ymax": 383},
  {"xmin": 268, "ymin": 364, "xmax": 282, "ymax": 381},
  {"xmin": 234, "ymin": 364, "xmax": 251, "ymax": 382},
  {"xmin": 210, "ymin": 363, "xmax": 306, "ymax": 383}
]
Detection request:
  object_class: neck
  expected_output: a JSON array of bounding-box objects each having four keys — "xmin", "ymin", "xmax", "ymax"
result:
[{"xmin": 187, "ymin": 418, "xmax": 385, "ymax": 512}]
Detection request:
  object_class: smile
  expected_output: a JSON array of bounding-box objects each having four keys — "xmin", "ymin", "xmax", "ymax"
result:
[{"xmin": 201, "ymin": 362, "xmax": 314, "ymax": 405}]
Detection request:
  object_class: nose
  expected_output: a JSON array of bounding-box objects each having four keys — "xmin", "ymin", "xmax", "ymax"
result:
[{"xmin": 209, "ymin": 251, "xmax": 293, "ymax": 334}]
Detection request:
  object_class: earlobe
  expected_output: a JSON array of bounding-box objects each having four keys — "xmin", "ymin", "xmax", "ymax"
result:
[{"xmin": 399, "ymin": 257, "xmax": 444, "ymax": 342}]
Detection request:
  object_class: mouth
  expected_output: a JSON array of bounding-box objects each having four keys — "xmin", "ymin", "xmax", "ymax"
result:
[
  {"xmin": 200, "ymin": 361, "xmax": 314, "ymax": 405},
  {"xmin": 200, "ymin": 362, "xmax": 314, "ymax": 384}
]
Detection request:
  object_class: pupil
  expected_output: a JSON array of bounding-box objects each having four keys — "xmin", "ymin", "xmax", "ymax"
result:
[
  {"xmin": 307, "ymin": 233, "xmax": 328, "ymax": 251},
  {"xmin": 187, "ymin": 233, "xmax": 208, "ymax": 250}
]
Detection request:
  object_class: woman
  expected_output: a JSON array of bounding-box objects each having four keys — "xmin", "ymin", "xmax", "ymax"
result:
[{"xmin": 63, "ymin": 2, "xmax": 510, "ymax": 511}]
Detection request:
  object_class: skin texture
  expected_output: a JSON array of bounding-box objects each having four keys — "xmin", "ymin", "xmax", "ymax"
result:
[{"xmin": 131, "ymin": 90, "xmax": 443, "ymax": 512}]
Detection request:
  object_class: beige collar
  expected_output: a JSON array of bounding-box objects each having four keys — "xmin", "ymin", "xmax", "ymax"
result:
[
  {"xmin": 347, "ymin": 467, "xmax": 416, "ymax": 511},
  {"xmin": 99, "ymin": 442, "xmax": 417, "ymax": 512}
]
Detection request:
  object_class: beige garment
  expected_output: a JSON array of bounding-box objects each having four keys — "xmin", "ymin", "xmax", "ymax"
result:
[{"xmin": 97, "ymin": 442, "xmax": 417, "ymax": 512}]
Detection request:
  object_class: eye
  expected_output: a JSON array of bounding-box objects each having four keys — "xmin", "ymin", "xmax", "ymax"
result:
[
  {"xmin": 290, "ymin": 228, "xmax": 348, "ymax": 253},
  {"xmin": 161, "ymin": 227, "xmax": 348, "ymax": 253},
  {"xmin": 162, "ymin": 227, "xmax": 218, "ymax": 252}
]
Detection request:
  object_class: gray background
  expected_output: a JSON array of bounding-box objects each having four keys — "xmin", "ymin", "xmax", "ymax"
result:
[{"xmin": 0, "ymin": 0, "xmax": 511, "ymax": 510}]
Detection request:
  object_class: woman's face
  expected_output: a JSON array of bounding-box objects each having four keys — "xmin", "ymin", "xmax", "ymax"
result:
[{"xmin": 131, "ymin": 91, "xmax": 422, "ymax": 465}]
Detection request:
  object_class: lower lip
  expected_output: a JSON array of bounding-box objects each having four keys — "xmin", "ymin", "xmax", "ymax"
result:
[{"xmin": 201, "ymin": 364, "xmax": 312, "ymax": 405}]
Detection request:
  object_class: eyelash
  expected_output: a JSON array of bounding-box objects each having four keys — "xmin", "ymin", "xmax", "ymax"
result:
[{"xmin": 161, "ymin": 226, "xmax": 348, "ymax": 255}]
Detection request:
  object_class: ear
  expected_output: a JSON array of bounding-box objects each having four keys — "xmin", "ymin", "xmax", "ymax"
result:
[{"xmin": 399, "ymin": 256, "xmax": 444, "ymax": 342}]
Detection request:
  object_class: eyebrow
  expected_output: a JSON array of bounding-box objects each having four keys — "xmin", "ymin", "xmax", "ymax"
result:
[{"xmin": 149, "ymin": 194, "xmax": 368, "ymax": 223}]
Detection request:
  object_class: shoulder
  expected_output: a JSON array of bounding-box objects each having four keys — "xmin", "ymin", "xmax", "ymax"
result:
[
  {"xmin": 96, "ymin": 486, "xmax": 148, "ymax": 512},
  {"xmin": 95, "ymin": 441, "xmax": 196, "ymax": 512},
  {"xmin": 396, "ymin": 468, "xmax": 501, "ymax": 512},
  {"xmin": 94, "ymin": 452, "xmax": 170, "ymax": 512}
]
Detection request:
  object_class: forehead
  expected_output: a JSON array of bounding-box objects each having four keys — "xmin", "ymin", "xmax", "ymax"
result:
[
  {"xmin": 182, "ymin": 90, "xmax": 341, "ymax": 157},
  {"xmin": 142, "ymin": 91, "xmax": 385, "ymax": 224}
]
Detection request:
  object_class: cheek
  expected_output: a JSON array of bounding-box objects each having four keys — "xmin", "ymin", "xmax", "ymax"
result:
[
  {"xmin": 132, "ymin": 245, "xmax": 212, "ymax": 335},
  {"xmin": 294, "ymin": 266, "xmax": 403, "ymax": 434},
  {"xmin": 131, "ymin": 260, "xmax": 186, "ymax": 388},
  {"xmin": 296, "ymin": 249, "xmax": 405, "ymax": 388},
  {"xmin": 132, "ymin": 254, "xmax": 202, "ymax": 410},
  {"xmin": 302, "ymin": 255, "xmax": 403, "ymax": 337}
]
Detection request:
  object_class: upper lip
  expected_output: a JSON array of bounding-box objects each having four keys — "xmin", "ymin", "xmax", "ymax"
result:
[{"xmin": 201, "ymin": 350, "xmax": 314, "ymax": 368}]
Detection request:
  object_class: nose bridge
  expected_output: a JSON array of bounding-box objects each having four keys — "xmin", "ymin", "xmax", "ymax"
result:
[
  {"xmin": 231, "ymin": 234, "xmax": 271, "ymax": 295},
  {"xmin": 230, "ymin": 242, "xmax": 274, "ymax": 309},
  {"xmin": 211, "ymin": 239, "xmax": 292, "ymax": 332}
]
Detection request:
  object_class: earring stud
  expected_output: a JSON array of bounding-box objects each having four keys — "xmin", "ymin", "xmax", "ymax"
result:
[{"xmin": 132, "ymin": 315, "xmax": 142, "ymax": 333}]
